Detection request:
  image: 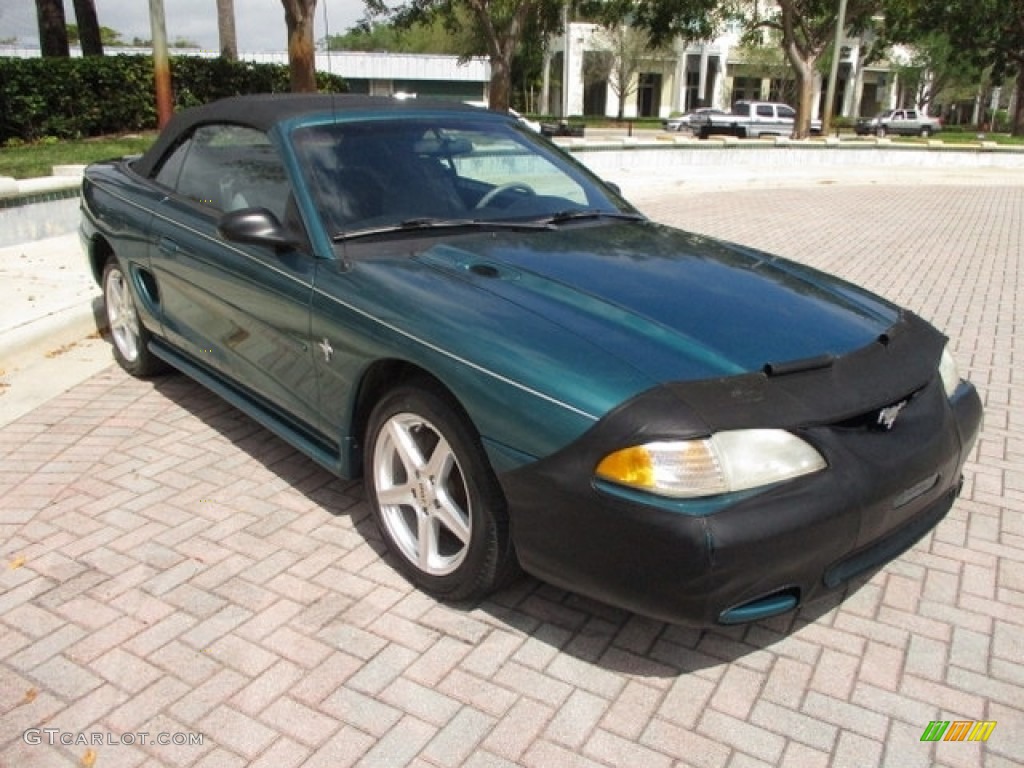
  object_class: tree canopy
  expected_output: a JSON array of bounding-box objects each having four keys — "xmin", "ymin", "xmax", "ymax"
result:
[
  {"xmin": 326, "ymin": 18, "xmax": 469, "ymax": 54},
  {"xmin": 361, "ymin": 0, "xmax": 565, "ymax": 111},
  {"xmin": 883, "ymin": 0, "xmax": 1024, "ymax": 134}
]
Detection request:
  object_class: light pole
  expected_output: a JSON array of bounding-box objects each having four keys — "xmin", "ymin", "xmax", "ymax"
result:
[
  {"xmin": 148, "ymin": 0, "xmax": 173, "ymax": 128},
  {"xmin": 823, "ymin": 0, "xmax": 848, "ymax": 136},
  {"xmin": 561, "ymin": 2, "xmax": 570, "ymax": 118}
]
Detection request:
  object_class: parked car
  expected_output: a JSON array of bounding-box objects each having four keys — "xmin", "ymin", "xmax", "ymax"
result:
[
  {"xmin": 856, "ymin": 109, "xmax": 943, "ymax": 137},
  {"xmin": 81, "ymin": 94, "xmax": 981, "ymax": 626},
  {"xmin": 464, "ymin": 101, "xmax": 541, "ymax": 133},
  {"xmin": 508, "ymin": 108, "xmax": 542, "ymax": 133},
  {"xmin": 662, "ymin": 108, "xmax": 726, "ymax": 132},
  {"xmin": 539, "ymin": 119, "xmax": 586, "ymax": 138},
  {"xmin": 691, "ymin": 101, "xmax": 822, "ymax": 138}
]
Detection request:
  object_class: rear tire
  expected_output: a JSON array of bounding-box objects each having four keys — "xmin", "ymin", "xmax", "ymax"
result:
[
  {"xmin": 365, "ymin": 381, "xmax": 517, "ymax": 601},
  {"xmin": 102, "ymin": 259, "xmax": 166, "ymax": 377}
]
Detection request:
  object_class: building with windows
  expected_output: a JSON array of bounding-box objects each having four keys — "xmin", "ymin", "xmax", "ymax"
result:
[{"xmin": 542, "ymin": 21, "xmax": 913, "ymax": 121}]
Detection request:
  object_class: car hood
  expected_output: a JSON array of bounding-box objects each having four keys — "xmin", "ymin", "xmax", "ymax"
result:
[{"xmin": 412, "ymin": 220, "xmax": 900, "ymax": 384}]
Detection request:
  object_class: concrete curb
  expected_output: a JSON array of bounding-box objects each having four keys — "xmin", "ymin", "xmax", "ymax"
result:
[{"xmin": 3, "ymin": 296, "xmax": 105, "ymax": 372}]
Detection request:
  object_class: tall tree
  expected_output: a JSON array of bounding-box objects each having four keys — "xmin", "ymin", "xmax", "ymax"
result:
[
  {"xmin": 884, "ymin": 0, "xmax": 1024, "ymax": 135},
  {"xmin": 72, "ymin": 0, "xmax": 104, "ymax": 55},
  {"xmin": 887, "ymin": 32, "xmax": 982, "ymax": 114},
  {"xmin": 362, "ymin": 0, "xmax": 564, "ymax": 111},
  {"xmin": 281, "ymin": 0, "xmax": 318, "ymax": 92},
  {"xmin": 35, "ymin": 0, "xmax": 69, "ymax": 57},
  {"xmin": 217, "ymin": 0, "xmax": 238, "ymax": 60},
  {"xmin": 740, "ymin": 0, "xmax": 881, "ymax": 138},
  {"xmin": 589, "ymin": 24, "xmax": 668, "ymax": 119}
]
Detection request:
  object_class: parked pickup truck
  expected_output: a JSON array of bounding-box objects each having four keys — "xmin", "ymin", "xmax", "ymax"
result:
[
  {"xmin": 691, "ymin": 101, "xmax": 821, "ymax": 139},
  {"xmin": 855, "ymin": 109, "xmax": 943, "ymax": 137}
]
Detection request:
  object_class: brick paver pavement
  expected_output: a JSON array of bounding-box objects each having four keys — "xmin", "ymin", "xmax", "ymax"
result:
[{"xmin": 2, "ymin": 180, "xmax": 1022, "ymax": 767}]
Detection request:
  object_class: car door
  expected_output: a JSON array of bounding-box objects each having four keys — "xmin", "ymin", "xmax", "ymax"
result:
[
  {"xmin": 888, "ymin": 110, "xmax": 908, "ymax": 134},
  {"xmin": 777, "ymin": 105, "xmax": 797, "ymax": 135},
  {"xmin": 753, "ymin": 103, "xmax": 776, "ymax": 136},
  {"xmin": 146, "ymin": 123, "xmax": 322, "ymax": 432}
]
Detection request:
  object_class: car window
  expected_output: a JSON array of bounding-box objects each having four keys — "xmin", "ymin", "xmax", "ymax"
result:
[
  {"xmin": 153, "ymin": 138, "xmax": 191, "ymax": 191},
  {"xmin": 449, "ymin": 130, "xmax": 588, "ymax": 204},
  {"xmin": 734, "ymin": 103, "xmax": 751, "ymax": 117},
  {"xmin": 154, "ymin": 124, "xmax": 291, "ymax": 221},
  {"xmin": 291, "ymin": 117, "xmax": 621, "ymax": 236},
  {"xmin": 778, "ymin": 106, "xmax": 796, "ymax": 119},
  {"xmin": 756, "ymin": 105, "xmax": 773, "ymax": 117}
]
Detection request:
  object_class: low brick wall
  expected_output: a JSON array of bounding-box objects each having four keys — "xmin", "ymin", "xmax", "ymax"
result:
[{"xmin": 563, "ymin": 137, "xmax": 1024, "ymax": 178}]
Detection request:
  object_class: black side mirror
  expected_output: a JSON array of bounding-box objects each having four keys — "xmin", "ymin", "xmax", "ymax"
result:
[{"xmin": 218, "ymin": 207, "xmax": 301, "ymax": 250}]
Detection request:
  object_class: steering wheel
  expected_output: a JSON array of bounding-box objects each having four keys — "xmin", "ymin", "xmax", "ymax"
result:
[{"xmin": 475, "ymin": 182, "xmax": 536, "ymax": 210}]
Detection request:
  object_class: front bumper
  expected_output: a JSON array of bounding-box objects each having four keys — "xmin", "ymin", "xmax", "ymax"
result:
[{"xmin": 500, "ymin": 376, "xmax": 982, "ymax": 626}]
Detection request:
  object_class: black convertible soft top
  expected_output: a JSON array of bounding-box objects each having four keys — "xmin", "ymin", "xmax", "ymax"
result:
[{"xmin": 133, "ymin": 93, "xmax": 491, "ymax": 177}]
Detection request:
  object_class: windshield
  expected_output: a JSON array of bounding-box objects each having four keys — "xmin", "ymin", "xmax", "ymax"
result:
[{"xmin": 290, "ymin": 116, "xmax": 631, "ymax": 237}]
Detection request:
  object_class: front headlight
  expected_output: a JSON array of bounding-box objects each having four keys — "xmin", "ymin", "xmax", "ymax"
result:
[
  {"xmin": 939, "ymin": 345, "xmax": 961, "ymax": 398},
  {"xmin": 595, "ymin": 429, "xmax": 826, "ymax": 499}
]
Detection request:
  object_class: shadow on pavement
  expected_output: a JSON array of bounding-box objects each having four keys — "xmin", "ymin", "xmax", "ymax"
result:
[{"xmin": 142, "ymin": 365, "xmax": 881, "ymax": 681}]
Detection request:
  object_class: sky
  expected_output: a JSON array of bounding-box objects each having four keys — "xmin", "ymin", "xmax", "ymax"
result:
[{"xmin": 0, "ymin": 0, "xmax": 366, "ymax": 52}]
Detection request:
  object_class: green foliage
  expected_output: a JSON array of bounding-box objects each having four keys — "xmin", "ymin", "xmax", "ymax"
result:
[
  {"xmin": 0, "ymin": 56, "xmax": 152, "ymax": 142},
  {"xmin": 0, "ymin": 55, "xmax": 347, "ymax": 143},
  {"xmin": 605, "ymin": 0, "xmax": 723, "ymax": 47},
  {"xmin": 882, "ymin": 0, "xmax": 1024, "ymax": 133},
  {"xmin": 326, "ymin": 20, "xmax": 469, "ymax": 54},
  {"xmin": 360, "ymin": 0, "xmax": 567, "ymax": 109}
]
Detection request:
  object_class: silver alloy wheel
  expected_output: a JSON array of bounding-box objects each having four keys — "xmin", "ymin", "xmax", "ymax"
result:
[
  {"xmin": 372, "ymin": 412, "xmax": 472, "ymax": 576},
  {"xmin": 105, "ymin": 267, "xmax": 140, "ymax": 363}
]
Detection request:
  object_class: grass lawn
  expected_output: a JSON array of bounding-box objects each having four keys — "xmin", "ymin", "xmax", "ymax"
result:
[
  {"xmin": 0, "ymin": 133, "xmax": 158, "ymax": 180},
  {"xmin": 934, "ymin": 129, "xmax": 1024, "ymax": 145}
]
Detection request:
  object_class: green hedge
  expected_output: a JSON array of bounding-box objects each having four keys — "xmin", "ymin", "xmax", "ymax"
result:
[{"xmin": 0, "ymin": 54, "xmax": 348, "ymax": 143}]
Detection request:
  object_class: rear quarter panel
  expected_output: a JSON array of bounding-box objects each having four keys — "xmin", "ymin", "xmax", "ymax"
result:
[{"xmin": 81, "ymin": 160, "xmax": 164, "ymax": 330}]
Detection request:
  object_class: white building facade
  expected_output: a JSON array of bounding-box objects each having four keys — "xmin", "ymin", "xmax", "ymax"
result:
[{"xmin": 543, "ymin": 21, "xmax": 911, "ymax": 121}]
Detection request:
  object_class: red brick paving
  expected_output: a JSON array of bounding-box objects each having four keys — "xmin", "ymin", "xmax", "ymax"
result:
[{"xmin": 1, "ymin": 181, "xmax": 1021, "ymax": 767}]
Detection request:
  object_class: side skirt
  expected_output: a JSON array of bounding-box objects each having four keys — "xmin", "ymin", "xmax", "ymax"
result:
[{"xmin": 150, "ymin": 339, "xmax": 346, "ymax": 478}]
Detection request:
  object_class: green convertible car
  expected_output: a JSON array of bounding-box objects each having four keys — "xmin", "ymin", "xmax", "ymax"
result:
[{"xmin": 80, "ymin": 94, "xmax": 982, "ymax": 626}]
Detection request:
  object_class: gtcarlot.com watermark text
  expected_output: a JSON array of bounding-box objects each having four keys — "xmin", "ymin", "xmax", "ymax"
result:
[{"xmin": 24, "ymin": 729, "xmax": 204, "ymax": 747}]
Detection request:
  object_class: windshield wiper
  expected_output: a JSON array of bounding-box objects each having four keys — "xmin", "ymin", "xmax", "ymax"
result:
[
  {"xmin": 333, "ymin": 217, "xmax": 554, "ymax": 242},
  {"xmin": 544, "ymin": 209, "xmax": 646, "ymax": 225}
]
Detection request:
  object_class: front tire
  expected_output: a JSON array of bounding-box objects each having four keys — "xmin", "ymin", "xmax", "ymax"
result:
[
  {"xmin": 365, "ymin": 381, "xmax": 517, "ymax": 601},
  {"xmin": 102, "ymin": 259, "xmax": 165, "ymax": 377}
]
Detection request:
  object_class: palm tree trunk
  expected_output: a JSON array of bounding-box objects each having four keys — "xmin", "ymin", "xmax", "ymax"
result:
[
  {"xmin": 281, "ymin": 0, "xmax": 318, "ymax": 92},
  {"xmin": 217, "ymin": 0, "xmax": 238, "ymax": 60},
  {"xmin": 35, "ymin": 0, "xmax": 69, "ymax": 57},
  {"xmin": 72, "ymin": 0, "xmax": 103, "ymax": 56}
]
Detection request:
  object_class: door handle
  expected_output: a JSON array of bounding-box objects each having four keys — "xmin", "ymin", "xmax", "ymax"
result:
[{"xmin": 158, "ymin": 237, "xmax": 180, "ymax": 256}]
